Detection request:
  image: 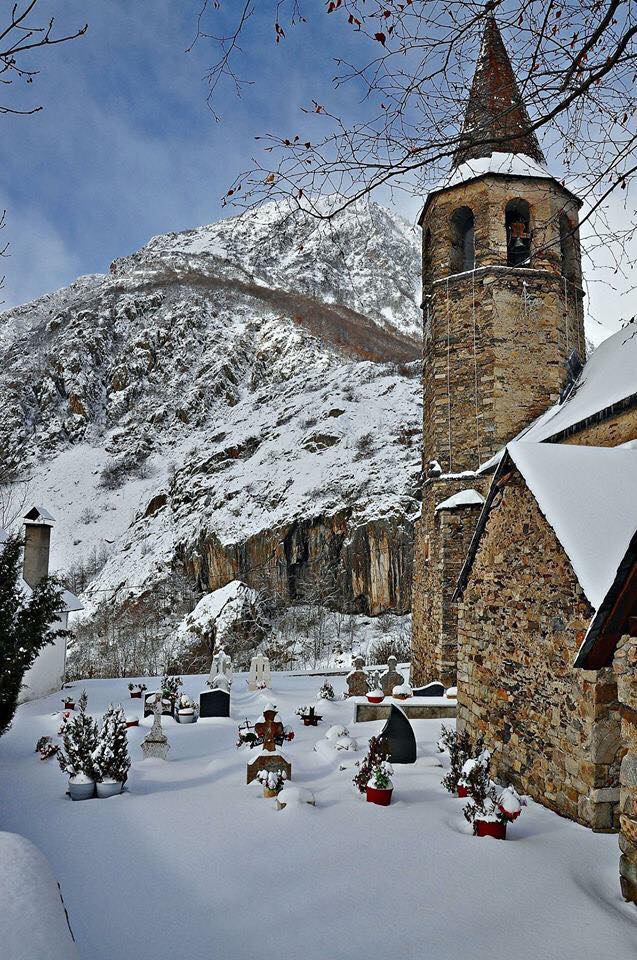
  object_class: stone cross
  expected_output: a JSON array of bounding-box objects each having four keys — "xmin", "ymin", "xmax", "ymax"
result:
[
  {"xmin": 346, "ymin": 656, "xmax": 369, "ymax": 697},
  {"xmin": 209, "ymin": 648, "xmax": 233, "ymax": 688},
  {"xmin": 247, "ymin": 654, "xmax": 272, "ymax": 691},
  {"xmin": 141, "ymin": 698, "xmax": 170, "ymax": 760},
  {"xmin": 255, "ymin": 707, "xmax": 284, "ymax": 752},
  {"xmin": 381, "ymin": 656, "xmax": 404, "ymax": 697}
]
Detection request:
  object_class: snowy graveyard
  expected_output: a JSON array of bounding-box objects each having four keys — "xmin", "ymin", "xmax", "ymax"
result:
[{"xmin": 1, "ymin": 670, "xmax": 636, "ymax": 960}]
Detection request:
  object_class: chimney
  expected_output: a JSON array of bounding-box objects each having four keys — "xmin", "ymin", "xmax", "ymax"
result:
[{"xmin": 22, "ymin": 506, "xmax": 56, "ymax": 589}]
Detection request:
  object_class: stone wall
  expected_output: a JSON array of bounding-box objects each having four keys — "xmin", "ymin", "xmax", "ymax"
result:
[
  {"xmin": 182, "ymin": 509, "xmax": 414, "ymax": 616},
  {"xmin": 614, "ymin": 635, "xmax": 637, "ymax": 903},
  {"xmin": 411, "ymin": 476, "xmax": 489, "ymax": 686},
  {"xmin": 556, "ymin": 403, "xmax": 637, "ymax": 449},
  {"xmin": 456, "ymin": 473, "xmax": 622, "ymax": 829}
]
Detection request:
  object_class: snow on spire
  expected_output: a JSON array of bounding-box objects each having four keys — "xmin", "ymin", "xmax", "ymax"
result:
[{"xmin": 453, "ymin": 12, "xmax": 545, "ymax": 168}]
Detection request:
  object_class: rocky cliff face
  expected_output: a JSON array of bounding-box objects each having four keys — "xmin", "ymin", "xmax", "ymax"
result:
[{"xmin": 0, "ymin": 196, "xmax": 422, "ymax": 629}]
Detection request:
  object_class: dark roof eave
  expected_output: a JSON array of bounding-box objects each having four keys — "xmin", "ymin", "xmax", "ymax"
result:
[
  {"xmin": 452, "ymin": 450, "xmax": 514, "ymax": 601},
  {"xmin": 574, "ymin": 528, "xmax": 637, "ymax": 669}
]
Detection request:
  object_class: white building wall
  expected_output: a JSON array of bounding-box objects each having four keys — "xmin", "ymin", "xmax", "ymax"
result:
[{"xmin": 18, "ymin": 612, "xmax": 69, "ymax": 705}]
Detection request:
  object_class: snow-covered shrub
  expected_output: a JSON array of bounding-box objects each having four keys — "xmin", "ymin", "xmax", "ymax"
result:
[
  {"xmin": 353, "ymin": 735, "xmax": 391, "ymax": 794},
  {"xmin": 367, "ymin": 636, "xmax": 411, "ymax": 666},
  {"xmin": 128, "ymin": 682, "xmax": 147, "ymax": 693},
  {"xmin": 295, "ymin": 705, "xmax": 312, "ymax": 717},
  {"xmin": 161, "ymin": 675, "xmax": 182, "ymax": 700},
  {"xmin": 368, "ymin": 761, "xmax": 393, "ymax": 790},
  {"xmin": 177, "ymin": 694, "xmax": 196, "ymax": 712},
  {"xmin": 438, "ymin": 724, "xmax": 484, "ymax": 795},
  {"xmin": 257, "ymin": 769, "xmax": 287, "ymax": 794},
  {"xmin": 317, "ymin": 680, "xmax": 335, "ymax": 701},
  {"xmin": 57, "ymin": 692, "xmax": 99, "ymax": 781},
  {"xmin": 93, "ymin": 705, "xmax": 131, "ymax": 784},
  {"xmin": 325, "ymin": 724, "xmax": 349, "ymax": 741}
]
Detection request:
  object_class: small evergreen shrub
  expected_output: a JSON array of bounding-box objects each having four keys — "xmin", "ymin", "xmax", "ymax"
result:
[
  {"xmin": 94, "ymin": 704, "xmax": 131, "ymax": 784},
  {"xmin": 57, "ymin": 692, "xmax": 99, "ymax": 781}
]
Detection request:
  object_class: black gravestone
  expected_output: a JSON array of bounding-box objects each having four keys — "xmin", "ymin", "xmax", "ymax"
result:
[
  {"xmin": 199, "ymin": 689, "xmax": 230, "ymax": 718},
  {"xmin": 412, "ymin": 682, "xmax": 446, "ymax": 698},
  {"xmin": 379, "ymin": 704, "xmax": 417, "ymax": 764}
]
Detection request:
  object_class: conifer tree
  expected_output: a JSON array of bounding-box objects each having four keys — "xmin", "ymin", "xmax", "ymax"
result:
[
  {"xmin": 57, "ymin": 691, "xmax": 99, "ymax": 780},
  {"xmin": 0, "ymin": 534, "xmax": 68, "ymax": 737},
  {"xmin": 94, "ymin": 704, "xmax": 131, "ymax": 784}
]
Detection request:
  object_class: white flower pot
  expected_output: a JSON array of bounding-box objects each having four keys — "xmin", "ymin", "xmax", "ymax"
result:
[
  {"xmin": 68, "ymin": 778, "xmax": 95, "ymax": 801},
  {"xmin": 177, "ymin": 710, "xmax": 196, "ymax": 724},
  {"xmin": 96, "ymin": 779, "xmax": 124, "ymax": 798}
]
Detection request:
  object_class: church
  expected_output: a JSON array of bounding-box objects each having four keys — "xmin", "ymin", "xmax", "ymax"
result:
[{"xmin": 409, "ymin": 15, "xmax": 637, "ymax": 903}]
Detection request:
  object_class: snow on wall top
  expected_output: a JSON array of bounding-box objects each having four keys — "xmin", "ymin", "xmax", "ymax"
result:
[
  {"xmin": 435, "ymin": 489, "xmax": 485, "ymax": 511},
  {"xmin": 521, "ymin": 324, "xmax": 637, "ymax": 443},
  {"xmin": 507, "ymin": 441, "xmax": 637, "ymax": 610}
]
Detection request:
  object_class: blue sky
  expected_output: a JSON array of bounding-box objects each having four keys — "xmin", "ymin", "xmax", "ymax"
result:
[{"xmin": 0, "ymin": 1, "xmax": 630, "ymax": 339}]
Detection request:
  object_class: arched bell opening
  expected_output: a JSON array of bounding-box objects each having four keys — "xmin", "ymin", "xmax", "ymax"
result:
[
  {"xmin": 450, "ymin": 206, "xmax": 475, "ymax": 274},
  {"xmin": 506, "ymin": 198, "xmax": 532, "ymax": 267}
]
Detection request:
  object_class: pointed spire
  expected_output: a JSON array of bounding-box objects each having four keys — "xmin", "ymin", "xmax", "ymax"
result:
[{"xmin": 453, "ymin": 13, "xmax": 545, "ymax": 168}]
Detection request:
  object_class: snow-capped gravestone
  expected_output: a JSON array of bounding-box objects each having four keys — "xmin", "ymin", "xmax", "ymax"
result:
[
  {"xmin": 380, "ymin": 656, "xmax": 404, "ymax": 697},
  {"xmin": 346, "ymin": 657, "xmax": 369, "ymax": 697},
  {"xmin": 247, "ymin": 655, "xmax": 271, "ymax": 691},
  {"xmin": 412, "ymin": 682, "xmax": 446, "ymax": 698},
  {"xmin": 141, "ymin": 699, "xmax": 170, "ymax": 760},
  {"xmin": 246, "ymin": 707, "xmax": 291, "ymax": 785},
  {"xmin": 199, "ymin": 689, "xmax": 231, "ymax": 718},
  {"xmin": 210, "ymin": 674, "xmax": 230, "ymax": 693},
  {"xmin": 209, "ymin": 648, "xmax": 233, "ymax": 689},
  {"xmin": 379, "ymin": 705, "xmax": 416, "ymax": 764}
]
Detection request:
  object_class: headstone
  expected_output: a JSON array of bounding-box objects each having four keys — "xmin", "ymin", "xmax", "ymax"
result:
[
  {"xmin": 144, "ymin": 691, "xmax": 173, "ymax": 718},
  {"xmin": 413, "ymin": 682, "xmax": 446, "ymax": 698},
  {"xmin": 378, "ymin": 704, "xmax": 417, "ymax": 764},
  {"xmin": 247, "ymin": 654, "xmax": 272, "ymax": 691},
  {"xmin": 210, "ymin": 674, "xmax": 231, "ymax": 693},
  {"xmin": 346, "ymin": 656, "xmax": 369, "ymax": 697},
  {"xmin": 209, "ymin": 648, "xmax": 233, "ymax": 688},
  {"xmin": 199, "ymin": 689, "xmax": 231, "ymax": 718},
  {"xmin": 141, "ymin": 699, "xmax": 170, "ymax": 760},
  {"xmin": 246, "ymin": 706, "xmax": 291, "ymax": 784},
  {"xmin": 380, "ymin": 656, "xmax": 404, "ymax": 697}
]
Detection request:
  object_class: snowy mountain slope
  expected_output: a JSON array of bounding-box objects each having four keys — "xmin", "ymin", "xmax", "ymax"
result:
[{"xmin": 0, "ymin": 197, "xmax": 422, "ymax": 629}]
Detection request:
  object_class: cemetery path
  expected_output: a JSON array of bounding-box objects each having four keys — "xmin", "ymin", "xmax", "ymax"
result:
[{"xmin": 1, "ymin": 672, "xmax": 636, "ymax": 960}]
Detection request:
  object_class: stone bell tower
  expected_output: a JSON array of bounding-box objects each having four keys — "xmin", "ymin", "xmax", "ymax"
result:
[{"xmin": 411, "ymin": 14, "xmax": 586, "ymax": 687}]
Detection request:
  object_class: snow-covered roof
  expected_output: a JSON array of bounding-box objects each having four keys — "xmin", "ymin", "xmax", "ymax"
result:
[
  {"xmin": 456, "ymin": 441, "xmax": 637, "ymax": 613},
  {"xmin": 24, "ymin": 505, "xmax": 56, "ymax": 524},
  {"xmin": 522, "ymin": 324, "xmax": 637, "ymax": 443},
  {"xmin": 441, "ymin": 153, "xmax": 552, "ymax": 191},
  {"xmin": 507, "ymin": 442, "xmax": 637, "ymax": 610},
  {"xmin": 435, "ymin": 489, "xmax": 485, "ymax": 512},
  {"xmin": 18, "ymin": 578, "xmax": 83, "ymax": 614}
]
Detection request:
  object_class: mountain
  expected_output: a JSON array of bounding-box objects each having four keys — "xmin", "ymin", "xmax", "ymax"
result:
[{"xmin": 0, "ymin": 197, "xmax": 423, "ymax": 654}]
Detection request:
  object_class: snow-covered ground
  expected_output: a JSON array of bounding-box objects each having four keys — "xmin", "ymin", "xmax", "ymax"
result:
[{"xmin": 1, "ymin": 673, "xmax": 636, "ymax": 960}]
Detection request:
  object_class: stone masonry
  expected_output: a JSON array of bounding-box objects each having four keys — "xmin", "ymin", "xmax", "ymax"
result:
[
  {"xmin": 411, "ymin": 477, "xmax": 489, "ymax": 687},
  {"xmin": 613, "ymin": 635, "xmax": 637, "ymax": 902},
  {"xmin": 456, "ymin": 474, "xmax": 622, "ymax": 829}
]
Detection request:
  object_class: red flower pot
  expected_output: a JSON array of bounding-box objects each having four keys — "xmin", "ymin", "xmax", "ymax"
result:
[
  {"xmin": 474, "ymin": 819, "xmax": 507, "ymax": 840},
  {"xmin": 457, "ymin": 785, "xmax": 469, "ymax": 798},
  {"xmin": 366, "ymin": 695, "xmax": 384, "ymax": 704},
  {"xmin": 63, "ymin": 701, "xmax": 75, "ymax": 711},
  {"xmin": 302, "ymin": 716, "xmax": 319, "ymax": 726},
  {"xmin": 125, "ymin": 719, "xmax": 139, "ymax": 729},
  {"xmin": 366, "ymin": 785, "xmax": 393, "ymax": 806},
  {"xmin": 130, "ymin": 691, "xmax": 142, "ymax": 699}
]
